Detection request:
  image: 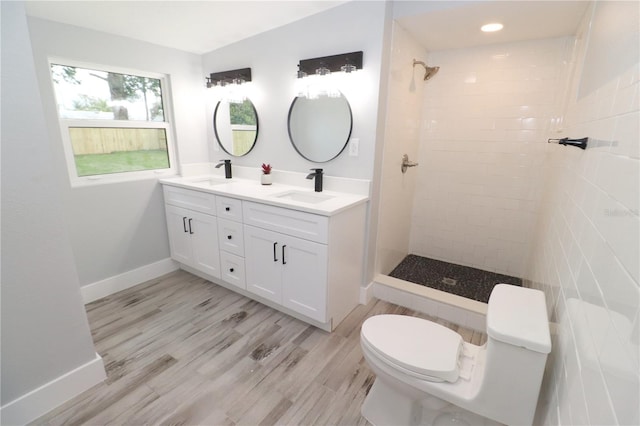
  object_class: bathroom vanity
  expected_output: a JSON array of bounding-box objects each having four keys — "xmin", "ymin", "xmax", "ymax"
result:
[{"xmin": 160, "ymin": 174, "xmax": 369, "ymax": 331}]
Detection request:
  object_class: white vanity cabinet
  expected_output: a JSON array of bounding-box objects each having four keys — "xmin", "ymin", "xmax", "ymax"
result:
[
  {"xmin": 161, "ymin": 180, "xmax": 367, "ymax": 331},
  {"xmin": 244, "ymin": 225, "xmax": 328, "ymax": 322},
  {"xmin": 163, "ymin": 187, "xmax": 221, "ymax": 278},
  {"xmin": 242, "ymin": 200, "xmax": 364, "ymax": 327}
]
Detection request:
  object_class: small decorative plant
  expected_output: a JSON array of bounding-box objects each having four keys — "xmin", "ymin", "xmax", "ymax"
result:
[{"xmin": 260, "ymin": 163, "xmax": 273, "ymax": 185}]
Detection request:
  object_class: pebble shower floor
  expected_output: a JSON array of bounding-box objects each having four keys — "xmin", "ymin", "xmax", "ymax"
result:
[{"xmin": 389, "ymin": 255, "xmax": 522, "ymax": 303}]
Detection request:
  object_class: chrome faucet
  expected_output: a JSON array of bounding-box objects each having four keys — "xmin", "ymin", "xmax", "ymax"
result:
[
  {"xmin": 215, "ymin": 159, "xmax": 232, "ymax": 179},
  {"xmin": 306, "ymin": 168, "xmax": 323, "ymax": 192}
]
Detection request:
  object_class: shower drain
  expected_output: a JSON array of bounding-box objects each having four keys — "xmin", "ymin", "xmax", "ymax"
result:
[{"xmin": 442, "ymin": 277, "xmax": 458, "ymax": 286}]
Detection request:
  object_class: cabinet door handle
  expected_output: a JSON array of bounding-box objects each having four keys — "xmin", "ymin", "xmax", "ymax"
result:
[
  {"xmin": 225, "ymin": 207, "xmax": 230, "ymax": 212},
  {"xmin": 188, "ymin": 218, "xmax": 194, "ymax": 234},
  {"xmin": 227, "ymin": 235, "xmax": 232, "ymax": 240},
  {"xmin": 282, "ymin": 245, "xmax": 287, "ymax": 265},
  {"xmin": 182, "ymin": 217, "xmax": 188, "ymax": 233},
  {"xmin": 229, "ymin": 268, "xmax": 234, "ymax": 273},
  {"xmin": 273, "ymin": 242, "xmax": 278, "ymax": 262}
]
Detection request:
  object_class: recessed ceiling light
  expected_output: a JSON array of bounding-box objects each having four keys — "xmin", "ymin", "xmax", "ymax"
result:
[{"xmin": 481, "ymin": 23, "xmax": 504, "ymax": 32}]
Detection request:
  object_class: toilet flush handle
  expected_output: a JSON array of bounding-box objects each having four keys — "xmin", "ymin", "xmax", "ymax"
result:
[{"xmin": 401, "ymin": 154, "xmax": 419, "ymax": 174}]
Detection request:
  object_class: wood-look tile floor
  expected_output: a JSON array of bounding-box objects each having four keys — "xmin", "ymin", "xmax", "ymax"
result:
[{"xmin": 33, "ymin": 270, "xmax": 486, "ymax": 425}]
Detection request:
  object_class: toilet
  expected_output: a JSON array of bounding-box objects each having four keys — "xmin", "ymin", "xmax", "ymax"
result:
[{"xmin": 360, "ymin": 284, "xmax": 551, "ymax": 426}]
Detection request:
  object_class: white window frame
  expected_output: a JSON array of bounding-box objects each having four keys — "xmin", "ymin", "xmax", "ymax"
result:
[{"xmin": 49, "ymin": 58, "xmax": 178, "ymax": 187}]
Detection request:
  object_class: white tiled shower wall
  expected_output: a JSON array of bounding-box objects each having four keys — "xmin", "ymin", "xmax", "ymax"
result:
[
  {"xmin": 528, "ymin": 2, "xmax": 639, "ymax": 426},
  {"xmin": 410, "ymin": 37, "xmax": 574, "ymax": 277}
]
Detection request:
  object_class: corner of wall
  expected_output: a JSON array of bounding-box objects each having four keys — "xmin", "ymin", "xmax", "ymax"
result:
[{"xmin": 0, "ymin": 353, "xmax": 106, "ymax": 425}]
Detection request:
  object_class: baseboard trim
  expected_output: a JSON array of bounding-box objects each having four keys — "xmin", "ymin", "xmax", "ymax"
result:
[
  {"xmin": 0, "ymin": 352, "xmax": 106, "ymax": 425},
  {"xmin": 81, "ymin": 258, "xmax": 178, "ymax": 303},
  {"xmin": 360, "ymin": 281, "xmax": 374, "ymax": 304}
]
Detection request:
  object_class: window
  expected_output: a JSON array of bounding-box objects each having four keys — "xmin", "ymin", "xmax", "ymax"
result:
[{"xmin": 50, "ymin": 61, "xmax": 176, "ymax": 185}]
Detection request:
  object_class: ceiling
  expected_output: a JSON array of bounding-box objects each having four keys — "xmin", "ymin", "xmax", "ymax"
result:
[
  {"xmin": 24, "ymin": 1, "xmax": 346, "ymax": 55},
  {"xmin": 25, "ymin": 1, "xmax": 590, "ymax": 55},
  {"xmin": 395, "ymin": 1, "xmax": 590, "ymax": 51}
]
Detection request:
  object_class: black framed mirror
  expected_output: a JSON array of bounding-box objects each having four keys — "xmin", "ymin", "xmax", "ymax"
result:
[
  {"xmin": 213, "ymin": 99, "xmax": 259, "ymax": 157},
  {"xmin": 287, "ymin": 92, "xmax": 352, "ymax": 163}
]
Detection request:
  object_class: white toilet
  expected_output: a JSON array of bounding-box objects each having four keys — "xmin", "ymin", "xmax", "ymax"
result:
[{"xmin": 360, "ymin": 284, "xmax": 551, "ymax": 426}]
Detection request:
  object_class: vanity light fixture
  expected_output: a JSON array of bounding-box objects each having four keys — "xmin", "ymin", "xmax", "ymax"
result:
[
  {"xmin": 296, "ymin": 51, "xmax": 362, "ymax": 99},
  {"xmin": 481, "ymin": 22, "xmax": 503, "ymax": 32},
  {"xmin": 206, "ymin": 67, "xmax": 252, "ymax": 88},
  {"xmin": 296, "ymin": 51, "xmax": 363, "ymax": 77}
]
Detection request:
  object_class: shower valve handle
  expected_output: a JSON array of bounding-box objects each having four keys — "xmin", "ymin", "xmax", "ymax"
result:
[{"xmin": 401, "ymin": 154, "xmax": 419, "ymax": 174}]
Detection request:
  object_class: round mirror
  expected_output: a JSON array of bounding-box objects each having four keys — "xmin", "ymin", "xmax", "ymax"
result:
[
  {"xmin": 213, "ymin": 99, "xmax": 259, "ymax": 156},
  {"xmin": 287, "ymin": 92, "xmax": 352, "ymax": 163}
]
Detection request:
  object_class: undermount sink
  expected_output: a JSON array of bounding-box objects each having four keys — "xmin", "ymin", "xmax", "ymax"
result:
[
  {"xmin": 274, "ymin": 190, "xmax": 335, "ymax": 204},
  {"xmin": 190, "ymin": 177, "xmax": 228, "ymax": 186}
]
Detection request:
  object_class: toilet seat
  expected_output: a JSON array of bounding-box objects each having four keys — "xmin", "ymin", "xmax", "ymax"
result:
[{"xmin": 361, "ymin": 315, "xmax": 463, "ymax": 383}]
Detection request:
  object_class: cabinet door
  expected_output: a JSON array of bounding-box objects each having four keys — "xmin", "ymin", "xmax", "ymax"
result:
[
  {"xmin": 244, "ymin": 225, "xmax": 282, "ymax": 304},
  {"xmin": 281, "ymin": 235, "xmax": 327, "ymax": 322},
  {"xmin": 189, "ymin": 210, "xmax": 221, "ymax": 278},
  {"xmin": 165, "ymin": 205, "xmax": 193, "ymax": 265}
]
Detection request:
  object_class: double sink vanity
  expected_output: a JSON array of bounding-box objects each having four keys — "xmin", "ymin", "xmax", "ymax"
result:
[
  {"xmin": 184, "ymin": 56, "xmax": 367, "ymax": 330},
  {"xmin": 160, "ymin": 172, "xmax": 369, "ymax": 331}
]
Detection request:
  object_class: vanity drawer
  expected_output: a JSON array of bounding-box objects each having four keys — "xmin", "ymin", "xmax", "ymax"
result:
[
  {"xmin": 220, "ymin": 251, "xmax": 245, "ymax": 290},
  {"xmin": 216, "ymin": 196, "xmax": 243, "ymax": 222},
  {"xmin": 163, "ymin": 185, "xmax": 216, "ymax": 215},
  {"xmin": 218, "ymin": 218, "xmax": 244, "ymax": 257},
  {"xmin": 242, "ymin": 201, "xmax": 328, "ymax": 244}
]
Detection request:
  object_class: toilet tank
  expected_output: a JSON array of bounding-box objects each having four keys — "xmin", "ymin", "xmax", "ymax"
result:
[
  {"xmin": 486, "ymin": 284, "xmax": 551, "ymax": 354},
  {"xmin": 472, "ymin": 284, "xmax": 551, "ymax": 425}
]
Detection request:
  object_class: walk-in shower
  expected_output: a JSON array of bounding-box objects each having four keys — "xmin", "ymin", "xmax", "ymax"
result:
[{"xmin": 375, "ymin": 19, "xmax": 575, "ymax": 327}]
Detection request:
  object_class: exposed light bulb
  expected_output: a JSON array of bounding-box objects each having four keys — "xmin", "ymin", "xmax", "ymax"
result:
[
  {"xmin": 315, "ymin": 66, "xmax": 331, "ymax": 76},
  {"xmin": 341, "ymin": 63, "xmax": 356, "ymax": 73}
]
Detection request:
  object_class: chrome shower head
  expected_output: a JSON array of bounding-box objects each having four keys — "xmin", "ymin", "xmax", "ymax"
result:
[
  {"xmin": 413, "ymin": 59, "xmax": 439, "ymax": 81},
  {"xmin": 423, "ymin": 66, "xmax": 439, "ymax": 80}
]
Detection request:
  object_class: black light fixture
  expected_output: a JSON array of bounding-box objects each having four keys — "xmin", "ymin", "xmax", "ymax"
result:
[
  {"xmin": 206, "ymin": 67, "xmax": 252, "ymax": 88},
  {"xmin": 297, "ymin": 51, "xmax": 363, "ymax": 77}
]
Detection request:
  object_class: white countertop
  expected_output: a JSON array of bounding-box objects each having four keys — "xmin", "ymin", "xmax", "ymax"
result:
[{"xmin": 160, "ymin": 175, "xmax": 369, "ymax": 216}]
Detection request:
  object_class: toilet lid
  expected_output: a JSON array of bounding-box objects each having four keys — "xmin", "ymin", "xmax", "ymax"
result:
[{"xmin": 361, "ymin": 314, "xmax": 462, "ymax": 383}]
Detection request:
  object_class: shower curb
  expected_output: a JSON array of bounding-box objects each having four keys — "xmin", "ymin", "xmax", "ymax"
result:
[{"xmin": 373, "ymin": 274, "xmax": 487, "ymax": 332}]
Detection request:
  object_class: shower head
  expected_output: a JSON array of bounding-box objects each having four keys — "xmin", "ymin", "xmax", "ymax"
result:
[
  {"xmin": 413, "ymin": 59, "xmax": 439, "ymax": 81},
  {"xmin": 423, "ymin": 66, "xmax": 439, "ymax": 80}
]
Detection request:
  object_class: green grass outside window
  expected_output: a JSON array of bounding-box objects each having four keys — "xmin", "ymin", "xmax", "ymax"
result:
[{"xmin": 74, "ymin": 150, "xmax": 169, "ymax": 176}]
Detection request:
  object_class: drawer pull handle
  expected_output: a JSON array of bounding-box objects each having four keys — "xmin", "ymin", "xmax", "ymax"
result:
[
  {"xmin": 230, "ymin": 268, "xmax": 235, "ymax": 273},
  {"xmin": 273, "ymin": 242, "xmax": 278, "ymax": 262},
  {"xmin": 282, "ymin": 245, "xmax": 287, "ymax": 265},
  {"xmin": 182, "ymin": 217, "xmax": 188, "ymax": 233},
  {"xmin": 225, "ymin": 207, "xmax": 230, "ymax": 211},
  {"xmin": 188, "ymin": 218, "xmax": 194, "ymax": 234},
  {"xmin": 227, "ymin": 235, "xmax": 232, "ymax": 240}
]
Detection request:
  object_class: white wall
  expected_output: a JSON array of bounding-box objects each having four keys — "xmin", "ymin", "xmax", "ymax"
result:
[
  {"xmin": 201, "ymin": 1, "xmax": 388, "ymax": 180},
  {"xmin": 375, "ymin": 22, "xmax": 426, "ymax": 275},
  {"xmin": 529, "ymin": 2, "xmax": 639, "ymax": 425},
  {"xmin": 27, "ymin": 17, "xmax": 207, "ymax": 287},
  {"xmin": 1, "ymin": 0, "xmax": 99, "ymax": 406},
  {"xmin": 202, "ymin": 1, "xmax": 392, "ymax": 287},
  {"xmin": 409, "ymin": 37, "xmax": 573, "ymax": 277}
]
